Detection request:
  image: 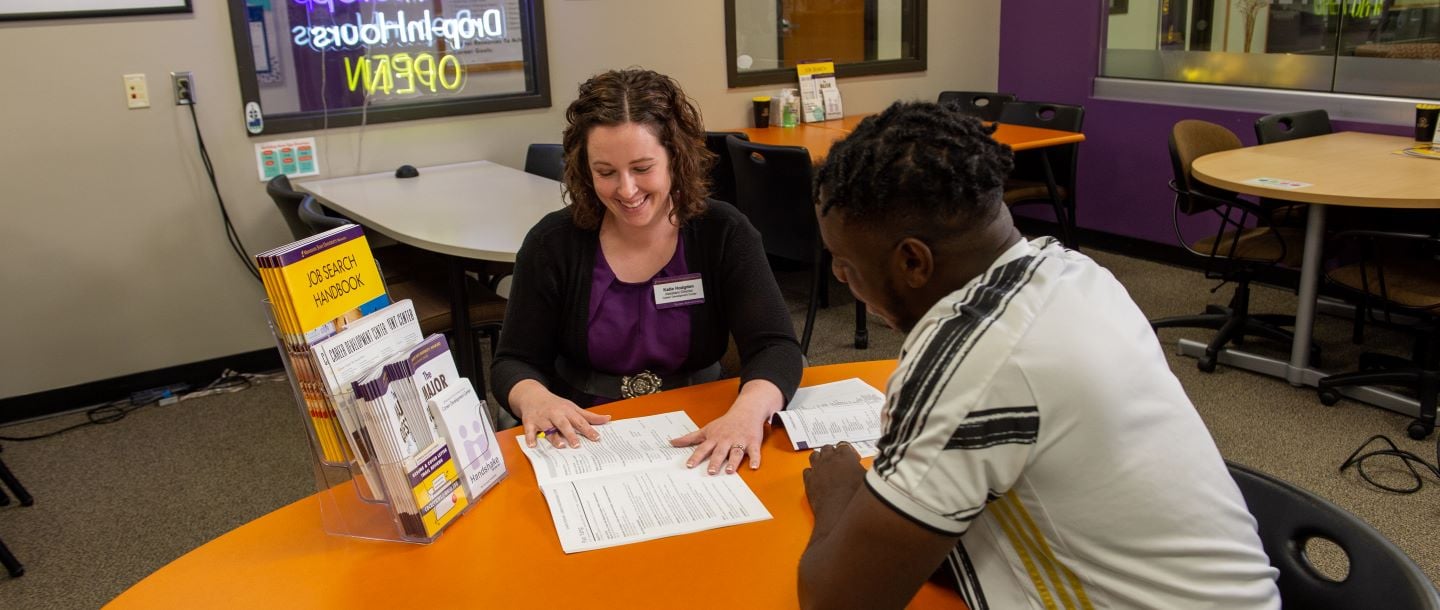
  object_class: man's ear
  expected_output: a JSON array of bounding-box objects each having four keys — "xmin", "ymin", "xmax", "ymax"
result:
[{"xmin": 893, "ymin": 237, "xmax": 934, "ymax": 289}]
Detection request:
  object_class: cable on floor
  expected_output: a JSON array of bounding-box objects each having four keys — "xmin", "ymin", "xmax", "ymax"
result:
[
  {"xmin": 1339, "ymin": 434, "xmax": 1440, "ymax": 494},
  {"xmin": 0, "ymin": 369, "xmax": 285, "ymax": 442}
]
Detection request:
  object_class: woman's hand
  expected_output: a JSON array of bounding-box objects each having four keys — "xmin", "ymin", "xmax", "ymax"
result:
[
  {"xmin": 670, "ymin": 379, "xmax": 784, "ymax": 474},
  {"xmin": 509, "ymin": 380, "xmax": 611, "ymax": 449}
]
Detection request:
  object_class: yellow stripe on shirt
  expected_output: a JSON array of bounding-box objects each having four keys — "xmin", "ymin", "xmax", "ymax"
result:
[
  {"xmin": 990, "ymin": 495, "xmax": 1060, "ymax": 610},
  {"xmin": 1008, "ymin": 491, "xmax": 1095, "ymax": 610}
]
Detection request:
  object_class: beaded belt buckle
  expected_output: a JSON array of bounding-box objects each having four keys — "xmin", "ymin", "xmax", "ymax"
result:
[{"xmin": 620, "ymin": 371, "xmax": 663, "ymax": 398}]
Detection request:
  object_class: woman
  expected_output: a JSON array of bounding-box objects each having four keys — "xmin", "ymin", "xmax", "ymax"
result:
[{"xmin": 491, "ymin": 69, "xmax": 803, "ymax": 475}]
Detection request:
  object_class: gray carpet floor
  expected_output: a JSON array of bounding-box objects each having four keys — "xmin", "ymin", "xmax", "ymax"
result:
[{"xmin": 1, "ymin": 247, "xmax": 1437, "ymax": 609}]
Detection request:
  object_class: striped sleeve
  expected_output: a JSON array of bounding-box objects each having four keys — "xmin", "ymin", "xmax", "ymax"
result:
[{"xmin": 867, "ymin": 253, "xmax": 1045, "ymax": 535}]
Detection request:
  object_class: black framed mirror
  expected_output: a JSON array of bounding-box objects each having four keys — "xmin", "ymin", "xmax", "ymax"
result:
[{"xmin": 725, "ymin": 0, "xmax": 926, "ymax": 88}]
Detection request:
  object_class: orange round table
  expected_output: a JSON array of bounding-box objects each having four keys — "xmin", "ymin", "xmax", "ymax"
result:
[{"xmin": 107, "ymin": 361, "xmax": 966, "ymax": 609}]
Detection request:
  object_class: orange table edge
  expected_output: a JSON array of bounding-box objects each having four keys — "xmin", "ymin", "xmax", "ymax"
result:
[
  {"xmin": 108, "ymin": 361, "xmax": 966, "ymax": 610},
  {"xmin": 734, "ymin": 115, "xmax": 1084, "ymax": 163}
]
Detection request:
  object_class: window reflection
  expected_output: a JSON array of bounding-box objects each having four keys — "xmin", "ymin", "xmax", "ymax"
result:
[
  {"xmin": 727, "ymin": 0, "xmax": 923, "ymax": 86},
  {"xmin": 1103, "ymin": 0, "xmax": 1440, "ymax": 99}
]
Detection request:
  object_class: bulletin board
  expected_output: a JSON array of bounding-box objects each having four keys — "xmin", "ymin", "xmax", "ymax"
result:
[{"xmin": 0, "ymin": 0, "xmax": 191, "ymax": 21}]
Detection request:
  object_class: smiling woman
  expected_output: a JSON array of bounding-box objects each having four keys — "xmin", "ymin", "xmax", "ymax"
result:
[{"xmin": 491, "ymin": 69, "xmax": 804, "ymax": 480}]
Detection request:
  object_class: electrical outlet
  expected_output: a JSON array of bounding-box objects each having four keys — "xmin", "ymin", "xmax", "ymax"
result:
[
  {"xmin": 123, "ymin": 73, "xmax": 149, "ymax": 109},
  {"xmin": 171, "ymin": 71, "xmax": 195, "ymax": 105}
]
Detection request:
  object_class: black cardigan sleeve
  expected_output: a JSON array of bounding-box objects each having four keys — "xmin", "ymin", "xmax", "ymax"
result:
[
  {"xmin": 709, "ymin": 204, "xmax": 804, "ymax": 404},
  {"xmin": 490, "ymin": 212, "xmax": 570, "ymax": 417}
]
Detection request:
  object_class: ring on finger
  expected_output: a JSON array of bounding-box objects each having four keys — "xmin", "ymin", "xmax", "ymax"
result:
[{"xmin": 730, "ymin": 443, "xmax": 746, "ymax": 452}]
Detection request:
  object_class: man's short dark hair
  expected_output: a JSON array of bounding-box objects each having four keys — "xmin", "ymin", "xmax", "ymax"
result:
[{"xmin": 815, "ymin": 101, "xmax": 1014, "ymax": 237}]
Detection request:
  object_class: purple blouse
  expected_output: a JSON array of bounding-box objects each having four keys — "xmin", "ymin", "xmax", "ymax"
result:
[{"xmin": 586, "ymin": 236, "xmax": 693, "ymax": 399}]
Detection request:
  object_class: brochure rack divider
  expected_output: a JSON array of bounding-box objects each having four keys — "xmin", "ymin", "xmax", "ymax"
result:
[{"xmin": 265, "ymin": 302, "xmax": 459, "ymax": 544}]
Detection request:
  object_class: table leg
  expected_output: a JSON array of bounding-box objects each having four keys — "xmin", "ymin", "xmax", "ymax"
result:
[
  {"xmin": 1287, "ymin": 204, "xmax": 1327, "ymax": 385},
  {"xmin": 450, "ymin": 257, "xmax": 478, "ymax": 383},
  {"xmin": 1039, "ymin": 150, "xmax": 1074, "ymax": 249},
  {"xmin": 1177, "ymin": 202, "xmax": 1425, "ymax": 418}
]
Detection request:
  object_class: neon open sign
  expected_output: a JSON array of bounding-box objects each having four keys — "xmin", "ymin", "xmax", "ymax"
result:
[{"xmin": 290, "ymin": 1, "xmax": 508, "ymax": 96}]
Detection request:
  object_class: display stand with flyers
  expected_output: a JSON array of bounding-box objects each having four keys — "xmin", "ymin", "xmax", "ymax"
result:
[
  {"xmin": 796, "ymin": 61, "xmax": 843, "ymax": 123},
  {"xmin": 259, "ymin": 225, "xmax": 506, "ymax": 544}
]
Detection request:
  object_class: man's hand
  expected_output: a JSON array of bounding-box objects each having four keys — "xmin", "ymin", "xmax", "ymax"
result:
[
  {"xmin": 798, "ymin": 445, "xmax": 962, "ymax": 610},
  {"xmin": 802, "ymin": 442, "xmax": 865, "ymax": 539}
]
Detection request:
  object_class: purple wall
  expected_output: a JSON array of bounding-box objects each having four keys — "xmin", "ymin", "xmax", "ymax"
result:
[{"xmin": 998, "ymin": 1, "xmax": 1410, "ymax": 245}]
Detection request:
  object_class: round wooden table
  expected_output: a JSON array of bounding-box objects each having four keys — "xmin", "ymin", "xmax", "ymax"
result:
[
  {"xmin": 107, "ymin": 361, "xmax": 967, "ymax": 609},
  {"xmin": 1189, "ymin": 132, "xmax": 1440, "ymax": 415}
]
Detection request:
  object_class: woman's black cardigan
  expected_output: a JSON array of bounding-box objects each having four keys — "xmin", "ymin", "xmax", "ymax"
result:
[{"xmin": 491, "ymin": 200, "xmax": 803, "ymax": 415}]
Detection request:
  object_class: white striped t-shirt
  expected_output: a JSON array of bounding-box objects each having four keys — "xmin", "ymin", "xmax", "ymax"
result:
[{"xmin": 867, "ymin": 238, "xmax": 1279, "ymax": 609}]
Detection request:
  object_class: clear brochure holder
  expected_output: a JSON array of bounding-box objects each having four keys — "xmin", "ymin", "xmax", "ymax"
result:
[{"xmin": 265, "ymin": 302, "xmax": 470, "ymax": 545}]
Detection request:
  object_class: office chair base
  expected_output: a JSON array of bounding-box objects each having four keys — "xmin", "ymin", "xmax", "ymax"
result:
[
  {"xmin": 1318, "ymin": 365, "xmax": 1437, "ymax": 440},
  {"xmin": 1151, "ymin": 308, "xmax": 1320, "ymax": 372}
]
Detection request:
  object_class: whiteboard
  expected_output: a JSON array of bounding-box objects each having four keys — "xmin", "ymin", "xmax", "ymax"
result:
[{"xmin": 0, "ymin": 0, "xmax": 190, "ymax": 20}]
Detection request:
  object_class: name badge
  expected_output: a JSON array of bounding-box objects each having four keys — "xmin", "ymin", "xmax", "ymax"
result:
[{"xmin": 653, "ymin": 273, "xmax": 705, "ymax": 309}]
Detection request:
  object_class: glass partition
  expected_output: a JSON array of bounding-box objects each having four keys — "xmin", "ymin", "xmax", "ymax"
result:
[{"xmin": 1103, "ymin": 0, "xmax": 1440, "ymax": 99}]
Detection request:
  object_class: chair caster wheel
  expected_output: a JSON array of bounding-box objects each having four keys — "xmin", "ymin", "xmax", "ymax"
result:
[
  {"xmin": 1318, "ymin": 389, "xmax": 1341, "ymax": 406},
  {"xmin": 1197, "ymin": 358, "xmax": 1217, "ymax": 373},
  {"xmin": 1407, "ymin": 421, "xmax": 1431, "ymax": 441}
]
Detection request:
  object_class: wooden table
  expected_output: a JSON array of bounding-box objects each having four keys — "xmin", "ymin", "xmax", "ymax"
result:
[
  {"xmin": 297, "ymin": 161, "xmax": 565, "ymax": 384},
  {"xmin": 734, "ymin": 115, "xmax": 1086, "ymax": 162},
  {"xmin": 107, "ymin": 361, "xmax": 967, "ymax": 610},
  {"xmin": 730, "ymin": 114, "xmax": 1087, "ymax": 246},
  {"xmin": 1190, "ymin": 132, "xmax": 1440, "ymax": 417}
]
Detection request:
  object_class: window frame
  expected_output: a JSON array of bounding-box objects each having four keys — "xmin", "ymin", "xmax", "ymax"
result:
[{"xmin": 723, "ymin": 0, "xmax": 928, "ymax": 88}]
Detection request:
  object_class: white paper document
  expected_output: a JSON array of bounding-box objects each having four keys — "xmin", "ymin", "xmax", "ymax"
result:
[
  {"xmin": 516, "ymin": 412, "xmax": 771, "ymax": 553},
  {"xmin": 776, "ymin": 378, "xmax": 886, "ymax": 457}
]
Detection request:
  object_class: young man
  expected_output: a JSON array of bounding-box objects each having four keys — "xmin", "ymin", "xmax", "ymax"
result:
[{"xmin": 798, "ymin": 102, "xmax": 1280, "ymax": 609}]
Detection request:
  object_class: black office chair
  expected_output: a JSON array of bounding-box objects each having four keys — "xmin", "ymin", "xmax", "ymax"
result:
[
  {"xmin": 704, "ymin": 131, "xmax": 749, "ymax": 206},
  {"xmin": 1255, "ymin": 109, "xmax": 1333, "ymax": 144},
  {"xmin": 523, "ymin": 143, "xmax": 564, "ymax": 181},
  {"xmin": 1149, "ymin": 120, "xmax": 1313, "ymax": 372},
  {"xmin": 298, "ymin": 197, "xmax": 507, "ymax": 385},
  {"xmin": 1227, "ymin": 461, "xmax": 1440, "ymax": 609},
  {"xmin": 267, "ymin": 174, "xmax": 402, "ymax": 252},
  {"xmin": 266, "ymin": 175, "xmax": 314, "ymax": 241},
  {"xmin": 1253, "ymin": 110, "xmax": 1332, "ymax": 228},
  {"xmin": 726, "ymin": 136, "xmax": 868, "ymax": 353},
  {"xmin": 1316, "ymin": 229, "xmax": 1440, "ymax": 440},
  {"xmin": 0, "ymin": 445, "xmax": 32, "ymax": 578},
  {"xmin": 998, "ymin": 101, "xmax": 1085, "ymax": 248},
  {"xmin": 937, "ymin": 91, "xmax": 1016, "ymax": 122}
]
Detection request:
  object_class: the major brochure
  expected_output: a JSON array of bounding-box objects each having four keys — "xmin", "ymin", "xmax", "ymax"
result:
[{"xmin": 515, "ymin": 412, "xmax": 772, "ymax": 553}]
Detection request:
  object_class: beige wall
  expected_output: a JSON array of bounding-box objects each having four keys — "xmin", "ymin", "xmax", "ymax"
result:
[{"xmin": 0, "ymin": 0, "xmax": 999, "ymax": 400}]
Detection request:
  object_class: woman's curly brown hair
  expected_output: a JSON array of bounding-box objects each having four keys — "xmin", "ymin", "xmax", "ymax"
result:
[{"xmin": 562, "ymin": 69, "xmax": 715, "ymax": 230}]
